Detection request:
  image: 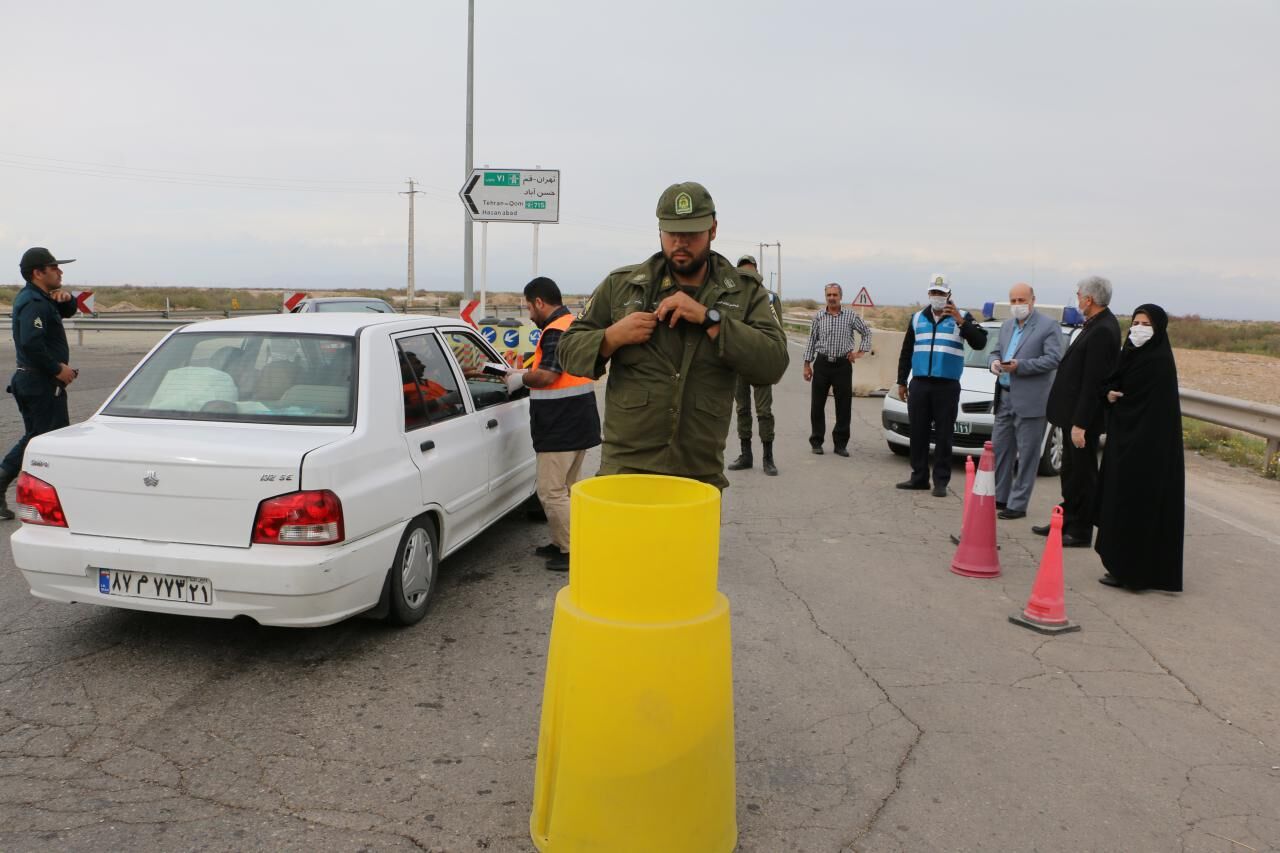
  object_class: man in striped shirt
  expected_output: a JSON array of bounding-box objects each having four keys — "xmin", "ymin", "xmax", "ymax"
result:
[{"xmin": 802, "ymin": 283, "xmax": 873, "ymax": 456}]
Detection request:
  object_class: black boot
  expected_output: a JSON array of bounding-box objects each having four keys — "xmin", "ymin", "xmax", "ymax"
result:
[
  {"xmin": 0, "ymin": 467, "xmax": 16, "ymax": 521},
  {"xmin": 727, "ymin": 439, "xmax": 753, "ymax": 471},
  {"xmin": 762, "ymin": 442, "xmax": 778, "ymax": 476}
]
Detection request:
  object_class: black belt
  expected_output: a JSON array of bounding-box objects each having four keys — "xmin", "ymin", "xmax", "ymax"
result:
[{"xmin": 817, "ymin": 353, "xmax": 851, "ymax": 363}]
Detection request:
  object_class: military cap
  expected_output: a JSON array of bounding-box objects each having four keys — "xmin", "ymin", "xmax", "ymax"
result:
[
  {"xmin": 656, "ymin": 182, "xmax": 716, "ymax": 233},
  {"xmin": 20, "ymin": 247, "xmax": 76, "ymax": 278},
  {"xmin": 736, "ymin": 254, "xmax": 758, "ymax": 268}
]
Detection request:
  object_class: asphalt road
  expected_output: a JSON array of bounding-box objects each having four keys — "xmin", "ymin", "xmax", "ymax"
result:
[{"xmin": 1, "ymin": 331, "xmax": 1278, "ymax": 852}]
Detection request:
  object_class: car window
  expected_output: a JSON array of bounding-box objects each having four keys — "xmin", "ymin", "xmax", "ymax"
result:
[
  {"xmin": 397, "ymin": 334, "xmax": 466, "ymax": 431},
  {"xmin": 964, "ymin": 326, "xmax": 1000, "ymax": 368},
  {"xmin": 103, "ymin": 332, "xmax": 356, "ymax": 424},
  {"xmin": 315, "ymin": 300, "xmax": 395, "ymax": 313},
  {"xmin": 440, "ymin": 330, "xmax": 513, "ymax": 411}
]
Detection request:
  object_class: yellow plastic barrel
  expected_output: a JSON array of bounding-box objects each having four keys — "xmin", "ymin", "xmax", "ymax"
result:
[{"xmin": 530, "ymin": 475, "xmax": 737, "ymax": 853}]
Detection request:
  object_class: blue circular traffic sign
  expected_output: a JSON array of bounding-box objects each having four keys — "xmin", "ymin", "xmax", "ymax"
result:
[
  {"xmin": 529, "ymin": 329, "xmax": 542, "ymax": 346},
  {"xmin": 481, "ymin": 326, "xmax": 497, "ymax": 343},
  {"xmin": 503, "ymin": 329, "xmax": 520, "ymax": 348}
]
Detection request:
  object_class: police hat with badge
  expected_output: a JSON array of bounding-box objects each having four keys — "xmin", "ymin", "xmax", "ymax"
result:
[{"xmin": 656, "ymin": 182, "xmax": 716, "ymax": 233}]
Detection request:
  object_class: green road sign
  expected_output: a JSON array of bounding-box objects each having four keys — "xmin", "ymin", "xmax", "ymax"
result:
[
  {"xmin": 484, "ymin": 172, "xmax": 521, "ymax": 187},
  {"xmin": 525, "ymin": 201, "xmax": 547, "ymax": 209}
]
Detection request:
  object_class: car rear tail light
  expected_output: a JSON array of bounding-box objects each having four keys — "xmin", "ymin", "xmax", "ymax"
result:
[
  {"xmin": 252, "ymin": 490, "xmax": 344, "ymax": 545},
  {"xmin": 16, "ymin": 473, "xmax": 68, "ymax": 527}
]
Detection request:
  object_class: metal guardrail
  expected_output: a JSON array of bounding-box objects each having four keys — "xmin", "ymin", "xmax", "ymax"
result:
[{"xmin": 1180, "ymin": 388, "xmax": 1280, "ymax": 473}]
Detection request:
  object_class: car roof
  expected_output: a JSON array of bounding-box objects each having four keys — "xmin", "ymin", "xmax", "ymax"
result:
[
  {"xmin": 176, "ymin": 313, "xmax": 461, "ymax": 336},
  {"xmin": 301, "ymin": 297, "xmax": 392, "ymax": 303}
]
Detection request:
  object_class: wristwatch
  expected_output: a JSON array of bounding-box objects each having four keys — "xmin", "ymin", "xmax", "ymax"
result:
[{"xmin": 702, "ymin": 308, "xmax": 722, "ymax": 330}]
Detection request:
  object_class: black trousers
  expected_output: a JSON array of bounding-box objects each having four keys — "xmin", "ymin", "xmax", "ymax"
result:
[
  {"xmin": 1058, "ymin": 427, "xmax": 1100, "ymax": 541},
  {"xmin": 810, "ymin": 357, "xmax": 852, "ymax": 449},
  {"xmin": 3, "ymin": 387, "xmax": 70, "ymax": 475},
  {"xmin": 907, "ymin": 376, "xmax": 960, "ymax": 487}
]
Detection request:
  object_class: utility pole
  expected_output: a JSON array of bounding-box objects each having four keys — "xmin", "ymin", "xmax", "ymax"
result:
[
  {"xmin": 463, "ymin": 0, "xmax": 476, "ymax": 303},
  {"xmin": 760, "ymin": 241, "xmax": 782, "ymax": 298},
  {"xmin": 401, "ymin": 179, "xmax": 424, "ymax": 311}
]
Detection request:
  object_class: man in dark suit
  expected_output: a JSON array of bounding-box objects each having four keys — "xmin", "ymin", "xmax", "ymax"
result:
[{"xmin": 1036, "ymin": 276, "xmax": 1121, "ymax": 546}]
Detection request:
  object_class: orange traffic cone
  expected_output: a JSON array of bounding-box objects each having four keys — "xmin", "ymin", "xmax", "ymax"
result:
[
  {"xmin": 1010, "ymin": 506, "xmax": 1081, "ymax": 634},
  {"xmin": 951, "ymin": 442, "xmax": 1001, "ymax": 578},
  {"xmin": 949, "ymin": 456, "xmax": 976, "ymax": 548}
]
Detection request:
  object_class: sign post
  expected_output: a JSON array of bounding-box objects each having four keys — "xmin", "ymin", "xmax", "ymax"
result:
[
  {"xmin": 459, "ymin": 168, "xmax": 560, "ymax": 322},
  {"xmin": 851, "ymin": 286, "xmax": 875, "ymax": 320}
]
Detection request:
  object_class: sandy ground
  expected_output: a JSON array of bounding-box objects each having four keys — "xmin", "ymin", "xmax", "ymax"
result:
[{"xmin": 1174, "ymin": 347, "xmax": 1280, "ymax": 406}]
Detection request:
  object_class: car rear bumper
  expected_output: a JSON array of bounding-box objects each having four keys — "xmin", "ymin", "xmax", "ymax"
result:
[{"xmin": 11, "ymin": 523, "xmax": 404, "ymax": 627}]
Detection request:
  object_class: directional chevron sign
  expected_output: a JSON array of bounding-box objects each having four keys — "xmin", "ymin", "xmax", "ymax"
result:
[{"xmin": 458, "ymin": 168, "xmax": 560, "ymax": 223}]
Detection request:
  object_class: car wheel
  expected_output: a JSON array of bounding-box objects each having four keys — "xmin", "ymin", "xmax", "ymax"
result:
[
  {"xmin": 887, "ymin": 441, "xmax": 910, "ymax": 457},
  {"xmin": 1038, "ymin": 425, "xmax": 1064, "ymax": 476},
  {"xmin": 387, "ymin": 516, "xmax": 439, "ymax": 626}
]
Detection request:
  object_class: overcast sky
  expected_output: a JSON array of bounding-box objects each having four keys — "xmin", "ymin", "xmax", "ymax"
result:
[{"xmin": 3, "ymin": 0, "xmax": 1277, "ymax": 319}]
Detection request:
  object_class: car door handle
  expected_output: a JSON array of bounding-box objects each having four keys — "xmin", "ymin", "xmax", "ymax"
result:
[
  {"xmin": 486, "ymin": 418, "xmax": 499, "ymax": 430},
  {"xmin": 420, "ymin": 440, "xmax": 435, "ymax": 452}
]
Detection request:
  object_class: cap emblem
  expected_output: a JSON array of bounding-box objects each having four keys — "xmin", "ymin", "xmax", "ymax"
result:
[
  {"xmin": 933, "ymin": 276, "xmax": 945, "ymax": 286},
  {"xmin": 674, "ymin": 192, "xmax": 693, "ymax": 215}
]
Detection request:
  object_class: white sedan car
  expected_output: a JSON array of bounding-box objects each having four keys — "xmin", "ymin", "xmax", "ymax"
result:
[
  {"xmin": 11, "ymin": 314, "xmax": 536, "ymax": 628},
  {"xmin": 881, "ymin": 320, "xmax": 1076, "ymax": 476}
]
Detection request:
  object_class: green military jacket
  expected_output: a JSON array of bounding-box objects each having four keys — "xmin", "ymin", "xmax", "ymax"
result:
[{"xmin": 558, "ymin": 251, "xmax": 789, "ymax": 488}]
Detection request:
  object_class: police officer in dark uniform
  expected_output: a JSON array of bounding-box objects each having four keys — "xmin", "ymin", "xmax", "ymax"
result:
[{"xmin": 1, "ymin": 247, "xmax": 79, "ymax": 519}]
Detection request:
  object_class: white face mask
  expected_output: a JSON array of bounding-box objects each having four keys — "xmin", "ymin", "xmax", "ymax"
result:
[
  {"xmin": 929, "ymin": 295, "xmax": 949, "ymax": 312},
  {"xmin": 1010, "ymin": 304, "xmax": 1030, "ymax": 321},
  {"xmin": 1129, "ymin": 325, "xmax": 1155, "ymax": 347}
]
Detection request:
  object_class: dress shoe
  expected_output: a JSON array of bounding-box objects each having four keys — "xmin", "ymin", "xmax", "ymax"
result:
[
  {"xmin": 1061, "ymin": 533, "xmax": 1092, "ymax": 548},
  {"xmin": 811, "ymin": 446, "xmax": 824, "ymax": 455},
  {"xmin": 1098, "ymin": 574, "xmax": 1123, "ymax": 587},
  {"xmin": 1031, "ymin": 524, "xmax": 1051, "ymax": 536},
  {"xmin": 534, "ymin": 543, "xmax": 560, "ymax": 558},
  {"xmin": 545, "ymin": 552, "xmax": 570, "ymax": 572},
  {"xmin": 997, "ymin": 509, "xmax": 1026, "ymax": 520},
  {"xmin": 931, "ymin": 484, "xmax": 948, "ymax": 497},
  {"xmin": 896, "ymin": 480, "xmax": 929, "ymax": 490},
  {"xmin": 995, "ymin": 502, "xmax": 1007, "ymax": 511},
  {"xmin": 833, "ymin": 447, "xmax": 850, "ymax": 457}
]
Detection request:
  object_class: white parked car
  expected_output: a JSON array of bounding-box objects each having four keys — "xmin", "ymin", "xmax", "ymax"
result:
[
  {"xmin": 881, "ymin": 319, "xmax": 1079, "ymax": 476},
  {"xmin": 11, "ymin": 314, "xmax": 536, "ymax": 628},
  {"xmin": 289, "ymin": 297, "xmax": 397, "ymax": 314}
]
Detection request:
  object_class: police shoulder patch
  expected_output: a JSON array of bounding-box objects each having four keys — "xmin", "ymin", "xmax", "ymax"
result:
[{"xmin": 33, "ymin": 316, "xmax": 43, "ymax": 329}]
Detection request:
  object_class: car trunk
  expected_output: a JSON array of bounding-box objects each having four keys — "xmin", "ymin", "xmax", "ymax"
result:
[{"xmin": 23, "ymin": 419, "xmax": 350, "ymax": 547}]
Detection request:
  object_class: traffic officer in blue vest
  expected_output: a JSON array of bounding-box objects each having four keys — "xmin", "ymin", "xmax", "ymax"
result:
[
  {"xmin": 894, "ymin": 274, "xmax": 988, "ymax": 497},
  {"xmin": 1, "ymin": 247, "xmax": 80, "ymax": 520}
]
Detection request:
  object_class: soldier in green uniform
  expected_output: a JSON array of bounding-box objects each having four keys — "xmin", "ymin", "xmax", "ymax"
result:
[
  {"xmin": 557, "ymin": 182, "xmax": 789, "ymax": 490},
  {"xmin": 726, "ymin": 254, "xmax": 783, "ymax": 476}
]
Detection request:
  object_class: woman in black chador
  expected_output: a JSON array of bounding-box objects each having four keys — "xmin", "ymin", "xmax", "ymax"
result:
[{"xmin": 1093, "ymin": 304, "xmax": 1184, "ymax": 591}]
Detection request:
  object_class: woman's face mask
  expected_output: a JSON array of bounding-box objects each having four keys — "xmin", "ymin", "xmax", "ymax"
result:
[
  {"xmin": 929, "ymin": 295, "xmax": 949, "ymax": 312},
  {"xmin": 1129, "ymin": 325, "xmax": 1155, "ymax": 347},
  {"xmin": 1010, "ymin": 304, "xmax": 1030, "ymax": 321}
]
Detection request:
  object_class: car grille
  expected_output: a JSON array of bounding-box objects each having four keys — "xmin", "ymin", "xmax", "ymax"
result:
[{"xmin": 961, "ymin": 401, "xmax": 993, "ymax": 414}]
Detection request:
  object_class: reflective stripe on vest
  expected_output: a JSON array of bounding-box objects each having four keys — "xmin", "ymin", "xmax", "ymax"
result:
[
  {"xmin": 530, "ymin": 311, "xmax": 593, "ymax": 398},
  {"xmin": 910, "ymin": 309, "xmax": 965, "ymax": 380}
]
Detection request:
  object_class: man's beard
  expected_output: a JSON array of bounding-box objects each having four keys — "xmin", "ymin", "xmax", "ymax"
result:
[{"xmin": 664, "ymin": 245, "xmax": 710, "ymax": 277}]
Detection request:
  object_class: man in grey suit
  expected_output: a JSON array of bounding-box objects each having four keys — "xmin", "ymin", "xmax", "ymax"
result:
[{"xmin": 988, "ymin": 283, "xmax": 1064, "ymax": 519}]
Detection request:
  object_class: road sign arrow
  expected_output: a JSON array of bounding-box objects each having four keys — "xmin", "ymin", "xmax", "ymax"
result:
[
  {"xmin": 460, "ymin": 299, "xmax": 480, "ymax": 329},
  {"xmin": 461, "ymin": 174, "xmax": 481, "ymax": 216}
]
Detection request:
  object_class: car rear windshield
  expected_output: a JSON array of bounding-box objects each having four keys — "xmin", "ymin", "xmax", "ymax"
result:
[
  {"xmin": 103, "ymin": 332, "xmax": 356, "ymax": 424},
  {"xmin": 315, "ymin": 300, "xmax": 394, "ymax": 313}
]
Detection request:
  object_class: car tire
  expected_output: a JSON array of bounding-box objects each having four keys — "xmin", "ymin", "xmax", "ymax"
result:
[
  {"xmin": 1038, "ymin": 425, "xmax": 1064, "ymax": 476},
  {"xmin": 387, "ymin": 516, "xmax": 439, "ymax": 626},
  {"xmin": 887, "ymin": 441, "xmax": 910, "ymax": 457}
]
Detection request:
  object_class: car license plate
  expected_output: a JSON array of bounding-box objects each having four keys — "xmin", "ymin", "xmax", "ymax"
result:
[
  {"xmin": 954, "ymin": 421, "xmax": 972, "ymax": 435},
  {"xmin": 97, "ymin": 569, "xmax": 213, "ymax": 605}
]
